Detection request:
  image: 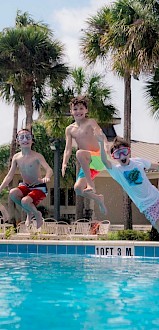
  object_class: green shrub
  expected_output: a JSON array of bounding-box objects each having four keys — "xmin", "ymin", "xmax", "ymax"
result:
[
  {"xmin": 5, "ymin": 226, "xmax": 15, "ymax": 239},
  {"xmin": 107, "ymin": 230, "xmax": 150, "ymax": 241}
]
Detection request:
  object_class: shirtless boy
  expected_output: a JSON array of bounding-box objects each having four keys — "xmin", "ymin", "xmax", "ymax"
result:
[
  {"xmin": 0, "ymin": 129, "xmax": 53, "ymax": 229},
  {"xmin": 62, "ymin": 95, "xmax": 108, "ymax": 214},
  {"xmin": 96, "ymin": 130, "xmax": 159, "ymax": 232}
]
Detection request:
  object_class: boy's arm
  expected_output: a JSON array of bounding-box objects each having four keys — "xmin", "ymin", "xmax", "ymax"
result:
[
  {"xmin": 62, "ymin": 126, "xmax": 73, "ymax": 177},
  {"xmin": 95, "ymin": 128, "xmax": 112, "ymax": 169},
  {"xmin": 0, "ymin": 156, "xmax": 17, "ymax": 193},
  {"xmin": 91, "ymin": 119, "xmax": 109, "ymax": 153},
  {"xmin": 38, "ymin": 154, "xmax": 53, "ymax": 183}
]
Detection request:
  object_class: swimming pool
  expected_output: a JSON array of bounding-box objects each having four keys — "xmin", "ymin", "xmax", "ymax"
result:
[{"xmin": 0, "ymin": 254, "xmax": 159, "ymax": 330}]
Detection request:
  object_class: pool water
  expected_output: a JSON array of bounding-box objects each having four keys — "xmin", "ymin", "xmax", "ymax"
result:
[{"xmin": 0, "ymin": 255, "xmax": 159, "ymax": 330}]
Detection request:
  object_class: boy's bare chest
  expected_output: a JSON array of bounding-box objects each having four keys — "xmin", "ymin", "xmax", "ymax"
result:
[
  {"xmin": 17, "ymin": 157, "xmax": 39, "ymax": 172},
  {"xmin": 71, "ymin": 124, "xmax": 93, "ymax": 140}
]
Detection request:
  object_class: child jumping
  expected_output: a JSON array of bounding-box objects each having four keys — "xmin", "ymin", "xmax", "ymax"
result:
[
  {"xmin": 0, "ymin": 128, "xmax": 53, "ymax": 229},
  {"xmin": 62, "ymin": 95, "xmax": 108, "ymax": 214},
  {"xmin": 96, "ymin": 130, "xmax": 159, "ymax": 232}
]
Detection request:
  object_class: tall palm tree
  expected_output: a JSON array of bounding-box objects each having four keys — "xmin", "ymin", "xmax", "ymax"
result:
[
  {"xmin": 0, "ymin": 11, "xmax": 69, "ymax": 129},
  {"xmin": 0, "ymin": 11, "xmax": 69, "ymax": 224},
  {"xmin": 0, "ymin": 75, "xmax": 24, "ymax": 166},
  {"xmin": 80, "ymin": 0, "xmax": 159, "ymax": 228},
  {"xmin": 0, "ymin": 74, "xmax": 25, "ymax": 224}
]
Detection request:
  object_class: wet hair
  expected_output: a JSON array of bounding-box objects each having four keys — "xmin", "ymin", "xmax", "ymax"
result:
[
  {"xmin": 110, "ymin": 136, "xmax": 130, "ymax": 154},
  {"xmin": 69, "ymin": 95, "xmax": 89, "ymax": 109}
]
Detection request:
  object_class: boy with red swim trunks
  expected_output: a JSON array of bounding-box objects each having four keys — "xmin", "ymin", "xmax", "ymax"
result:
[
  {"xmin": 62, "ymin": 95, "xmax": 108, "ymax": 214},
  {"xmin": 0, "ymin": 129, "xmax": 53, "ymax": 229}
]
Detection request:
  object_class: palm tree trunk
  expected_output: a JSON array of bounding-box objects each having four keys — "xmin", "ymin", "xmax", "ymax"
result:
[
  {"xmin": 8, "ymin": 102, "xmax": 19, "ymax": 225},
  {"xmin": 124, "ymin": 73, "xmax": 131, "ymax": 143},
  {"xmin": 9, "ymin": 102, "xmax": 19, "ymax": 167},
  {"xmin": 123, "ymin": 73, "xmax": 132, "ymax": 229},
  {"xmin": 24, "ymin": 84, "xmax": 34, "ymax": 129}
]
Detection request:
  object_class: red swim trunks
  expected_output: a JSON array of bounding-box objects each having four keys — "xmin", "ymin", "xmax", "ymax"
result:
[{"xmin": 18, "ymin": 183, "xmax": 47, "ymax": 206}]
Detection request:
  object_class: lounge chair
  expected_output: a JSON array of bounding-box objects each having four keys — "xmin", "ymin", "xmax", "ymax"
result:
[
  {"xmin": 55, "ymin": 221, "xmax": 71, "ymax": 236},
  {"xmin": 71, "ymin": 219, "xmax": 91, "ymax": 235},
  {"xmin": 40, "ymin": 219, "xmax": 57, "ymax": 237},
  {"xmin": 98, "ymin": 220, "xmax": 110, "ymax": 235},
  {"xmin": 10, "ymin": 221, "xmax": 34, "ymax": 239}
]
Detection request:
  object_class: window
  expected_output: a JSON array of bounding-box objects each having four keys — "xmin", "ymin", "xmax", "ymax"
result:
[
  {"xmin": 50, "ymin": 188, "xmax": 65, "ymax": 206},
  {"xmin": 50, "ymin": 188, "xmax": 75, "ymax": 206},
  {"xmin": 68, "ymin": 188, "xmax": 76, "ymax": 206},
  {"xmin": 60, "ymin": 189, "xmax": 66, "ymax": 206}
]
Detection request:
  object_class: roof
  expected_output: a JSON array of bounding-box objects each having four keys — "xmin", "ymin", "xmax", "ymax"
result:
[{"xmin": 126, "ymin": 140, "xmax": 159, "ymax": 164}]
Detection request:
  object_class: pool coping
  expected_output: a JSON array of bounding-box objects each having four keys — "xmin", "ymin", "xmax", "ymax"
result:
[{"xmin": 0, "ymin": 239, "xmax": 159, "ymax": 246}]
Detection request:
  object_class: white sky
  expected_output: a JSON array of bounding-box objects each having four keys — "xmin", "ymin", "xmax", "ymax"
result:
[{"xmin": 0, "ymin": 0, "xmax": 158, "ymax": 144}]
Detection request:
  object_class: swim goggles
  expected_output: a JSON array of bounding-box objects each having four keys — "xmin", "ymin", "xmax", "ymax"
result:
[
  {"xmin": 17, "ymin": 134, "xmax": 32, "ymax": 141},
  {"xmin": 112, "ymin": 147, "xmax": 130, "ymax": 159}
]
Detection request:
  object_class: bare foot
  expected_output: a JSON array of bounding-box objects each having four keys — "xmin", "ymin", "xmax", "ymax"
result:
[
  {"xmin": 25, "ymin": 213, "xmax": 33, "ymax": 227},
  {"xmin": 98, "ymin": 195, "xmax": 107, "ymax": 215},
  {"xmin": 36, "ymin": 211, "xmax": 43, "ymax": 229}
]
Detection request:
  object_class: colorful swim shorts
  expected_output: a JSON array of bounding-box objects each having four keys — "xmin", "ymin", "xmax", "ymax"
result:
[
  {"xmin": 143, "ymin": 199, "xmax": 159, "ymax": 227},
  {"xmin": 76, "ymin": 150, "xmax": 105, "ymax": 181},
  {"xmin": 18, "ymin": 182, "xmax": 48, "ymax": 206}
]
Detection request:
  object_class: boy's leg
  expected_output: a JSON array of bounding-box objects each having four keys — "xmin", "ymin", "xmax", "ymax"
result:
[
  {"xmin": 22, "ymin": 188, "xmax": 47, "ymax": 229},
  {"xmin": 143, "ymin": 200, "xmax": 159, "ymax": 233},
  {"xmin": 25, "ymin": 212, "xmax": 34, "ymax": 227},
  {"xmin": 21, "ymin": 195, "xmax": 43, "ymax": 229},
  {"xmin": 76, "ymin": 150, "xmax": 95, "ymax": 193},
  {"xmin": 74, "ymin": 178, "xmax": 107, "ymax": 215},
  {"xmin": 10, "ymin": 187, "xmax": 35, "ymax": 227},
  {"xmin": 9, "ymin": 187, "xmax": 24, "ymax": 207}
]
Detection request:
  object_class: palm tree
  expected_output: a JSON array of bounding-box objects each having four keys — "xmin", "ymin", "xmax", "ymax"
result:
[
  {"xmin": 0, "ymin": 75, "xmax": 24, "ymax": 166},
  {"xmin": 145, "ymin": 67, "xmax": 159, "ymax": 119},
  {"xmin": 80, "ymin": 0, "xmax": 159, "ymax": 228},
  {"xmin": 0, "ymin": 11, "xmax": 69, "ymax": 129},
  {"xmin": 0, "ymin": 11, "xmax": 69, "ymax": 224},
  {"xmin": 0, "ymin": 73, "xmax": 24, "ymax": 224}
]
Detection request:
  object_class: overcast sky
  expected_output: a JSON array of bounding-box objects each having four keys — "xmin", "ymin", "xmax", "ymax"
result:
[{"xmin": 0, "ymin": 0, "xmax": 158, "ymax": 144}]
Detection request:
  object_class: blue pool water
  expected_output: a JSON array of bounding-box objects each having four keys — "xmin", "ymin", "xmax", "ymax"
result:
[{"xmin": 0, "ymin": 255, "xmax": 159, "ymax": 330}]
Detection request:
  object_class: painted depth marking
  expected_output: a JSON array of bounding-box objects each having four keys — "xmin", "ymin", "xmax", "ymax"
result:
[{"xmin": 95, "ymin": 246, "xmax": 134, "ymax": 257}]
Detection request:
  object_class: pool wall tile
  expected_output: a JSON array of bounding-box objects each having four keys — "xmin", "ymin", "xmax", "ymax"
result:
[
  {"xmin": 86, "ymin": 246, "xmax": 95, "ymax": 255},
  {"xmin": 38, "ymin": 245, "xmax": 47, "ymax": 254},
  {"xmin": 57, "ymin": 245, "xmax": 67, "ymax": 254},
  {"xmin": 48, "ymin": 245, "xmax": 56, "ymax": 254},
  {"xmin": 28, "ymin": 244, "xmax": 37, "ymax": 254},
  {"xmin": 77, "ymin": 245, "xmax": 85, "ymax": 254},
  {"xmin": 155, "ymin": 247, "xmax": 159, "ymax": 257},
  {"xmin": 0, "ymin": 244, "xmax": 8, "ymax": 253},
  {"xmin": 8, "ymin": 244, "xmax": 18, "ymax": 253},
  {"xmin": 67, "ymin": 245, "xmax": 76, "ymax": 254},
  {"xmin": 134, "ymin": 246, "xmax": 145, "ymax": 257},
  {"xmin": 145, "ymin": 246, "xmax": 154, "ymax": 258},
  {"xmin": 18, "ymin": 244, "xmax": 28, "ymax": 254}
]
